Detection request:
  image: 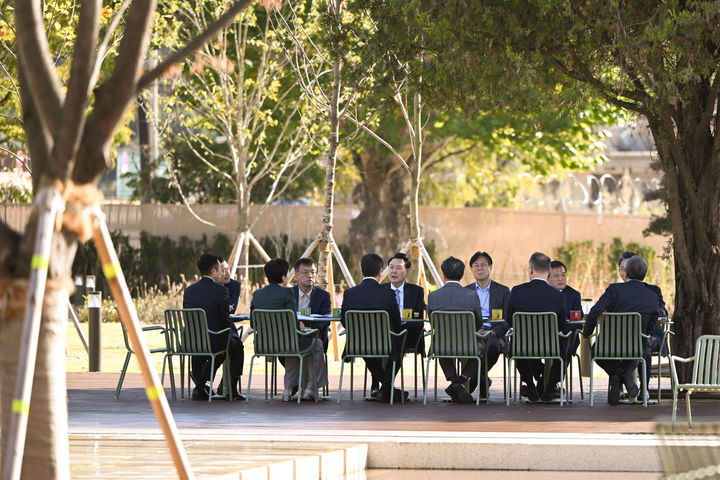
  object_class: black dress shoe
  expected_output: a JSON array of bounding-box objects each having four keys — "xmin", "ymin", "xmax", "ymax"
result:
[
  {"xmin": 541, "ymin": 385, "xmax": 560, "ymax": 402},
  {"xmin": 376, "ymin": 389, "xmax": 391, "ymax": 403},
  {"xmin": 191, "ymin": 385, "xmax": 210, "ymax": 401},
  {"xmin": 370, "ymin": 388, "xmax": 380, "ymax": 399},
  {"xmin": 445, "ymin": 384, "xmax": 460, "ymax": 403},
  {"xmin": 621, "ymin": 371, "xmax": 640, "ymax": 399},
  {"xmin": 449, "ymin": 382, "xmax": 474, "ymax": 404},
  {"xmin": 392, "ymin": 388, "xmax": 410, "ymax": 403},
  {"xmin": 523, "ymin": 383, "xmax": 540, "ymax": 403},
  {"xmin": 608, "ymin": 375, "xmax": 621, "ymax": 405}
]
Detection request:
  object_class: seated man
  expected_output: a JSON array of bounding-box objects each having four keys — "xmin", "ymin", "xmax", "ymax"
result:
[
  {"xmin": 464, "ymin": 251, "xmax": 510, "ymax": 397},
  {"xmin": 250, "ymin": 258, "xmax": 328, "ymax": 402},
  {"xmin": 427, "ymin": 256, "xmax": 484, "ymax": 404},
  {"xmin": 549, "ymin": 260, "xmax": 583, "ymax": 370},
  {"xmin": 340, "ymin": 253, "xmax": 406, "ymax": 403},
  {"xmin": 582, "ymin": 254, "xmax": 660, "ymax": 405},
  {"xmin": 618, "ymin": 251, "xmax": 669, "ymax": 392},
  {"xmin": 506, "ymin": 252, "xmax": 566, "ymax": 402},
  {"xmin": 380, "ymin": 252, "xmax": 426, "ymax": 397},
  {"xmin": 218, "ymin": 256, "xmax": 241, "ymax": 313},
  {"xmin": 184, "ymin": 253, "xmax": 244, "ymax": 400}
]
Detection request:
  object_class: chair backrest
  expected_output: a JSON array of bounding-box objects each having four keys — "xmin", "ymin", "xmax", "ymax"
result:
[
  {"xmin": 691, "ymin": 335, "xmax": 720, "ymax": 386},
  {"xmin": 344, "ymin": 310, "xmax": 392, "ymax": 357},
  {"xmin": 511, "ymin": 312, "xmax": 561, "ymax": 357},
  {"xmin": 250, "ymin": 309, "xmax": 300, "ymax": 355},
  {"xmin": 594, "ymin": 312, "xmax": 644, "ymax": 358},
  {"xmin": 115, "ymin": 307, "xmax": 133, "ymax": 353},
  {"xmin": 428, "ymin": 311, "xmax": 479, "ymax": 357},
  {"xmin": 164, "ymin": 308, "xmax": 212, "ymax": 354}
]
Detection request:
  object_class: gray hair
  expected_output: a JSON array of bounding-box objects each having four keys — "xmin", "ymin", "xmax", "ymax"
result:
[
  {"xmin": 624, "ymin": 255, "xmax": 648, "ymax": 280},
  {"xmin": 529, "ymin": 252, "xmax": 551, "ymax": 273}
]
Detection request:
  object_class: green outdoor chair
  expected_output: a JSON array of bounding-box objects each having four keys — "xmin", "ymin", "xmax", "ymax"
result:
[
  {"xmin": 649, "ymin": 320, "xmax": 675, "ymax": 403},
  {"xmin": 506, "ymin": 311, "xmax": 570, "ymax": 406},
  {"xmin": 669, "ymin": 334, "xmax": 720, "ymax": 431},
  {"xmin": 247, "ymin": 309, "xmax": 319, "ymax": 404},
  {"xmin": 337, "ymin": 310, "xmax": 407, "ymax": 405},
  {"xmin": 114, "ymin": 308, "xmax": 170, "ymax": 399},
  {"xmin": 587, "ymin": 312, "xmax": 649, "ymax": 407},
  {"xmin": 164, "ymin": 308, "xmax": 232, "ymax": 402},
  {"xmin": 423, "ymin": 311, "xmax": 490, "ymax": 406}
]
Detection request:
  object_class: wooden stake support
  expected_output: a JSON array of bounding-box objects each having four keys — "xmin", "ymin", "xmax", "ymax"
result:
[
  {"xmin": 228, "ymin": 231, "xmax": 272, "ymax": 281},
  {"xmin": 91, "ymin": 208, "xmax": 194, "ymax": 480}
]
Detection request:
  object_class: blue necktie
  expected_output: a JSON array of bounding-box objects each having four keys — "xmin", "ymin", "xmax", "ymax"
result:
[{"xmin": 395, "ymin": 288, "xmax": 402, "ymax": 315}]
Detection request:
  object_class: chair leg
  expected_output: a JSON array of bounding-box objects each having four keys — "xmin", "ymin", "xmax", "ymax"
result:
[
  {"xmin": 350, "ymin": 360, "xmax": 354, "ymax": 403},
  {"xmin": 656, "ymin": 350, "xmax": 662, "ymax": 403},
  {"xmin": 589, "ymin": 361, "xmax": 595, "ymax": 407},
  {"xmin": 559, "ymin": 358, "xmax": 565, "ymax": 407},
  {"xmin": 671, "ymin": 385, "xmax": 678, "ymax": 432},
  {"xmin": 389, "ymin": 361, "xmax": 396, "ymax": 406},
  {"xmin": 686, "ymin": 391, "xmax": 693, "ymax": 430},
  {"xmin": 420, "ymin": 354, "xmax": 426, "ymax": 399},
  {"xmin": 414, "ymin": 353, "xmax": 418, "ymax": 398},
  {"xmin": 476, "ymin": 359, "xmax": 481, "ymax": 406},
  {"xmin": 434, "ymin": 358, "xmax": 438, "ymax": 403},
  {"xmin": 180, "ymin": 356, "xmax": 185, "ymax": 400},
  {"xmin": 577, "ymin": 355, "xmax": 584, "ymax": 400},
  {"xmin": 363, "ymin": 364, "xmax": 368, "ymax": 398},
  {"xmin": 246, "ymin": 356, "xmax": 256, "ymax": 402},
  {"xmin": 423, "ymin": 356, "xmax": 431, "ymax": 406},
  {"xmin": 400, "ymin": 359, "xmax": 405, "ymax": 404},
  {"xmin": 297, "ymin": 356, "xmax": 303, "ymax": 405},
  {"xmin": 337, "ymin": 360, "xmax": 345, "ymax": 404},
  {"xmin": 505, "ymin": 357, "xmax": 511, "ymax": 407},
  {"xmin": 640, "ymin": 358, "xmax": 647, "ymax": 407},
  {"xmin": 167, "ymin": 355, "xmax": 176, "ymax": 400},
  {"xmin": 114, "ymin": 352, "xmax": 133, "ymax": 399},
  {"xmin": 207, "ymin": 357, "xmax": 215, "ymax": 403},
  {"xmin": 323, "ymin": 352, "xmax": 329, "ymax": 397}
]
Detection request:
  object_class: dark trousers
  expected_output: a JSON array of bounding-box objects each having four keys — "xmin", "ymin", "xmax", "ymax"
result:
[
  {"xmin": 439, "ymin": 336, "xmax": 503, "ymax": 394},
  {"xmin": 516, "ymin": 338, "xmax": 569, "ymax": 387},
  {"xmin": 365, "ymin": 354, "xmax": 401, "ymax": 394},
  {"xmin": 192, "ymin": 338, "xmax": 244, "ymax": 388}
]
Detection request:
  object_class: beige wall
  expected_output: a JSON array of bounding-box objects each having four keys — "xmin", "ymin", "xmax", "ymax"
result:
[{"xmin": 2, "ymin": 203, "xmax": 669, "ymax": 291}]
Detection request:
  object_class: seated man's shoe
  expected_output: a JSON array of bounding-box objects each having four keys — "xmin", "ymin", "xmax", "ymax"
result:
[
  {"xmin": 191, "ymin": 382, "xmax": 211, "ymax": 401},
  {"xmin": 541, "ymin": 384, "xmax": 560, "ymax": 402},
  {"xmin": 216, "ymin": 382, "xmax": 245, "ymax": 401},
  {"xmin": 522, "ymin": 383, "xmax": 540, "ymax": 403},
  {"xmin": 376, "ymin": 388, "xmax": 391, "ymax": 403},
  {"xmin": 282, "ymin": 388, "xmax": 293, "ymax": 402},
  {"xmin": 370, "ymin": 388, "xmax": 380, "ymax": 399},
  {"xmin": 608, "ymin": 375, "xmax": 621, "ymax": 405},
  {"xmin": 478, "ymin": 378, "xmax": 493, "ymax": 398},
  {"xmin": 302, "ymin": 387, "xmax": 319, "ymax": 402},
  {"xmin": 449, "ymin": 382, "xmax": 474, "ymax": 404},
  {"xmin": 621, "ymin": 371, "xmax": 640, "ymax": 399},
  {"xmin": 392, "ymin": 388, "xmax": 410, "ymax": 403},
  {"xmin": 445, "ymin": 384, "xmax": 460, "ymax": 403}
]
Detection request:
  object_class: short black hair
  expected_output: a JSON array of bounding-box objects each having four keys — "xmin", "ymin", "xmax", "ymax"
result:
[
  {"xmin": 624, "ymin": 255, "xmax": 648, "ymax": 280},
  {"xmin": 388, "ymin": 252, "xmax": 411, "ymax": 269},
  {"xmin": 294, "ymin": 257, "xmax": 316, "ymax": 272},
  {"xmin": 360, "ymin": 253, "xmax": 384, "ymax": 277},
  {"xmin": 197, "ymin": 253, "xmax": 220, "ymax": 276},
  {"xmin": 618, "ymin": 251, "xmax": 637, "ymax": 267},
  {"xmin": 469, "ymin": 251, "xmax": 493, "ymax": 267},
  {"xmin": 529, "ymin": 252, "xmax": 551, "ymax": 273},
  {"xmin": 441, "ymin": 256, "xmax": 465, "ymax": 281},
  {"xmin": 550, "ymin": 260, "xmax": 567, "ymax": 271},
  {"xmin": 264, "ymin": 258, "xmax": 289, "ymax": 284}
]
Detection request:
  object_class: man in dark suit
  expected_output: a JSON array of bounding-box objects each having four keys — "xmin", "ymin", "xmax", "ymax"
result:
[
  {"xmin": 427, "ymin": 256, "xmax": 484, "ymax": 404},
  {"xmin": 464, "ymin": 251, "xmax": 510, "ymax": 396},
  {"xmin": 251, "ymin": 258, "xmax": 327, "ymax": 402},
  {"xmin": 218, "ymin": 257, "xmax": 241, "ymax": 313},
  {"xmin": 184, "ymin": 253, "xmax": 244, "ymax": 400},
  {"xmin": 584, "ymin": 254, "xmax": 660, "ymax": 405},
  {"xmin": 340, "ymin": 253, "xmax": 406, "ymax": 403},
  {"xmin": 549, "ymin": 260, "xmax": 583, "ymax": 385},
  {"xmin": 506, "ymin": 252, "xmax": 566, "ymax": 402},
  {"xmin": 618, "ymin": 251, "xmax": 669, "ymax": 392},
  {"xmin": 292, "ymin": 257, "xmax": 332, "ymax": 350},
  {"xmin": 380, "ymin": 252, "xmax": 426, "ymax": 397}
]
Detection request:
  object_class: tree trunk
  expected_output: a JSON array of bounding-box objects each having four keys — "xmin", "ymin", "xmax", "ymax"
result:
[
  {"xmin": 316, "ymin": 55, "xmax": 341, "ymax": 291},
  {"xmin": 646, "ymin": 111, "xmax": 720, "ymax": 381},
  {"xmin": 348, "ymin": 146, "xmax": 408, "ymax": 259}
]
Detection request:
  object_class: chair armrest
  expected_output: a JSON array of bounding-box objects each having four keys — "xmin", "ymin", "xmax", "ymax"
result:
[
  {"xmin": 208, "ymin": 327, "xmax": 232, "ymax": 335},
  {"xmin": 142, "ymin": 325, "xmax": 165, "ymax": 333},
  {"xmin": 423, "ymin": 330, "xmax": 432, "ymax": 337},
  {"xmin": 390, "ymin": 329, "xmax": 408, "ymax": 338},
  {"xmin": 505, "ymin": 328, "xmax": 514, "ymax": 339},
  {"xmin": 558, "ymin": 331, "xmax": 571, "ymax": 339},
  {"xmin": 475, "ymin": 330, "xmax": 492, "ymax": 340},
  {"xmin": 339, "ymin": 329, "xmax": 346, "ymax": 336},
  {"xmin": 640, "ymin": 332, "xmax": 650, "ymax": 339},
  {"xmin": 669, "ymin": 355, "xmax": 695, "ymax": 386},
  {"xmin": 297, "ymin": 328, "xmax": 319, "ymax": 336}
]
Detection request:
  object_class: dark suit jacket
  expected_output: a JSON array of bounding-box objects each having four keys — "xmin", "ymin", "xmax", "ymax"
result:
[
  {"xmin": 506, "ymin": 278, "xmax": 566, "ymax": 333},
  {"xmin": 381, "ymin": 281, "xmax": 426, "ymax": 317},
  {"xmin": 428, "ymin": 281, "xmax": 484, "ymax": 330},
  {"xmin": 226, "ymin": 278, "xmax": 241, "ymax": 314},
  {"xmin": 292, "ymin": 285, "xmax": 332, "ymax": 347},
  {"xmin": 582, "ymin": 280, "xmax": 660, "ymax": 338},
  {"xmin": 560, "ymin": 285, "xmax": 582, "ymax": 319},
  {"xmin": 183, "ymin": 276, "xmax": 235, "ymax": 353},
  {"xmin": 250, "ymin": 283, "xmax": 310, "ymax": 351},
  {"xmin": 464, "ymin": 280, "xmax": 511, "ymax": 336},
  {"xmin": 341, "ymin": 278, "xmax": 404, "ymax": 357},
  {"xmin": 643, "ymin": 282, "xmax": 669, "ymax": 355}
]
